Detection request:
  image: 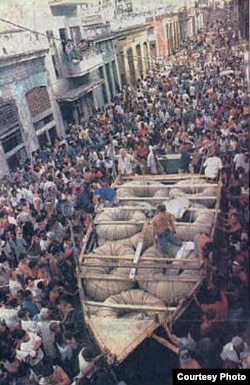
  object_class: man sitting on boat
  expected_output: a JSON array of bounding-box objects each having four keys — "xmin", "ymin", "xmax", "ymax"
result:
[{"xmin": 152, "ymin": 204, "xmax": 182, "ymax": 255}]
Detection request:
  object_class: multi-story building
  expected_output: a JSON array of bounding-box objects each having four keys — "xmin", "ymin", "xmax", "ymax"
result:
[
  {"xmin": 0, "ymin": 26, "xmax": 63, "ymax": 177},
  {"xmin": 114, "ymin": 23, "xmax": 150, "ymax": 86},
  {"xmin": 47, "ymin": 0, "xmax": 117, "ymax": 126},
  {"xmin": 146, "ymin": 12, "xmax": 181, "ymax": 59},
  {"xmin": 0, "ymin": 0, "xmax": 121, "ymax": 176}
]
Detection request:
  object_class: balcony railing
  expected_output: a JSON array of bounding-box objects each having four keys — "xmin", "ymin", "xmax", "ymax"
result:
[{"xmin": 61, "ymin": 48, "xmax": 103, "ymax": 78}]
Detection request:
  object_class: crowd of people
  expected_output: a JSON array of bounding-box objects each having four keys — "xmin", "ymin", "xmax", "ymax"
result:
[{"xmin": 0, "ymin": 5, "xmax": 249, "ymax": 385}]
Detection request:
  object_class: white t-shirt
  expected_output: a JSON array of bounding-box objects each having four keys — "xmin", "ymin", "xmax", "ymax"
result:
[
  {"xmin": 17, "ymin": 332, "xmax": 44, "ymax": 366},
  {"xmin": 203, "ymin": 156, "xmax": 223, "ymax": 179},
  {"xmin": 233, "ymin": 153, "xmax": 245, "ymax": 170},
  {"xmin": 78, "ymin": 347, "xmax": 94, "ymax": 379},
  {"xmin": 147, "ymin": 151, "xmax": 158, "ymax": 174},
  {"xmin": 220, "ymin": 341, "xmax": 248, "ymax": 366}
]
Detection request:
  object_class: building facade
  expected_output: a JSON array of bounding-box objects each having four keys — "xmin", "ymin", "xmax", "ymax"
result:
[
  {"xmin": 146, "ymin": 13, "xmax": 181, "ymax": 59},
  {"xmin": 0, "ymin": 29, "xmax": 63, "ymax": 177},
  {"xmin": 114, "ymin": 24, "xmax": 150, "ymax": 86}
]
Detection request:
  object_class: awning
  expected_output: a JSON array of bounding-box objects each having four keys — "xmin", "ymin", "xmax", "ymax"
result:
[{"xmin": 56, "ymin": 79, "xmax": 104, "ymax": 102}]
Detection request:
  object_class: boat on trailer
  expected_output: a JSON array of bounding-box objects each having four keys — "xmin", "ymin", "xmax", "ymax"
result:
[{"xmin": 77, "ymin": 173, "xmax": 222, "ymax": 365}]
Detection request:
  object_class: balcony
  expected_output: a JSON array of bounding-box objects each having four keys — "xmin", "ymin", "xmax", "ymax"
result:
[{"xmin": 61, "ymin": 50, "xmax": 103, "ymax": 78}]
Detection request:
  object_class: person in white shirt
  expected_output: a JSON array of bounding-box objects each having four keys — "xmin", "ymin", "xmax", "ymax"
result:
[
  {"xmin": 70, "ymin": 347, "xmax": 103, "ymax": 384},
  {"xmin": 233, "ymin": 151, "xmax": 246, "ymax": 171},
  {"xmin": 16, "ymin": 329, "xmax": 44, "ymax": 368},
  {"xmin": 220, "ymin": 336, "xmax": 249, "ymax": 369},
  {"xmin": 147, "ymin": 146, "xmax": 163, "ymax": 175},
  {"xmin": 116, "ymin": 149, "xmax": 141, "ymax": 176},
  {"xmin": 203, "ymin": 151, "xmax": 223, "ymax": 180}
]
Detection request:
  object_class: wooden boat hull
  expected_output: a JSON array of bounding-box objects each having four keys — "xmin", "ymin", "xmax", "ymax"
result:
[{"xmin": 77, "ymin": 174, "xmax": 221, "ymax": 365}]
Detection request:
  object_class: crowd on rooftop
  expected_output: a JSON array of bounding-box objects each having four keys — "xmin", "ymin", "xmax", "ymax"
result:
[{"xmin": 0, "ymin": 7, "xmax": 249, "ymax": 385}]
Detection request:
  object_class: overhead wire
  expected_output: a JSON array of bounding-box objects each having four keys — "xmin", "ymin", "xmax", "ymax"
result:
[{"xmin": 0, "ymin": 16, "xmax": 180, "ymax": 74}]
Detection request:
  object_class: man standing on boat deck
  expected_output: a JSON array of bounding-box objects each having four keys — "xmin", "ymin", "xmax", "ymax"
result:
[{"xmin": 152, "ymin": 205, "xmax": 182, "ymax": 255}]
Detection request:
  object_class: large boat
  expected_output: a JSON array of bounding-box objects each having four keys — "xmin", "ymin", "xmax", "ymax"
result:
[{"xmin": 77, "ymin": 173, "xmax": 222, "ymax": 365}]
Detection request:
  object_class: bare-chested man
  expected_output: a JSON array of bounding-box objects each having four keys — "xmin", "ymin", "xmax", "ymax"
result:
[{"xmin": 152, "ymin": 205, "xmax": 182, "ymax": 254}]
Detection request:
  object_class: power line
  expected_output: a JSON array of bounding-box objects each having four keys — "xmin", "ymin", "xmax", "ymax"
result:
[
  {"xmin": 0, "ymin": 17, "xmax": 58, "ymax": 41},
  {"xmin": 0, "ymin": 16, "xmax": 175, "ymax": 73}
]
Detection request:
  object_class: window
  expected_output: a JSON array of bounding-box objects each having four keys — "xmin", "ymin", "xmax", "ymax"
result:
[
  {"xmin": 112, "ymin": 60, "xmax": 119, "ymax": 93},
  {"xmin": 59, "ymin": 28, "xmax": 68, "ymax": 52},
  {"xmin": 38, "ymin": 132, "xmax": 49, "ymax": 148},
  {"xmin": 148, "ymin": 27, "xmax": 155, "ymax": 37},
  {"xmin": 0, "ymin": 98, "xmax": 24, "ymax": 155},
  {"xmin": 1, "ymin": 129, "xmax": 23, "ymax": 154},
  {"xmin": 102, "ymin": 83, "xmax": 109, "ymax": 104},
  {"xmin": 99, "ymin": 67, "xmax": 104, "ymax": 79},
  {"xmin": 7, "ymin": 147, "xmax": 27, "ymax": 171},
  {"xmin": 33, "ymin": 114, "xmax": 54, "ymax": 131},
  {"xmin": 26, "ymin": 88, "xmax": 56, "ymax": 146},
  {"xmin": 0, "ymin": 99, "xmax": 20, "ymax": 133}
]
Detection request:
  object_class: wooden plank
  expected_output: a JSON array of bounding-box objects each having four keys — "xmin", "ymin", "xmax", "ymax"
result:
[
  {"xmin": 129, "ymin": 219, "xmax": 149, "ymax": 280},
  {"xmin": 211, "ymin": 181, "xmax": 222, "ymax": 240},
  {"xmin": 117, "ymin": 183, "xmax": 218, "ymax": 188},
  {"xmin": 122, "ymin": 174, "xmax": 206, "ymax": 181},
  {"xmin": 94, "ymin": 220, "xmax": 212, "ymax": 226},
  {"xmin": 95, "ymin": 220, "xmax": 145, "ymax": 225},
  {"xmin": 80, "ymin": 274, "xmax": 199, "ymax": 282},
  {"xmin": 82, "ymin": 262, "xmax": 200, "ymax": 270},
  {"xmin": 99, "ymin": 206, "xmax": 219, "ymax": 213},
  {"xmin": 118, "ymin": 196, "xmax": 217, "ymax": 201},
  {"xmin": 79, "ymin": 222, "xmax": 93, "ymax": 264},
  {"xmin": 86, "ymin": 301, "xmax": 176, "ymax": 312},
  {"xmin": 82, "ymin": 255, "xmax": 200, "ymax": 263}
]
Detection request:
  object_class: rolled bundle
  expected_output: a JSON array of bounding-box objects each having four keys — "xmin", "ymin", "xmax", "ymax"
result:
[
  {"xmin": 117, "ymin": 180, "xmax": 168, "ymax": 206},
  {"xmin": 138, "ymin": 248, "xmax": 201, "ymax": 304},
  {"xmin": 170, "ymin": 179, "xmax": 217, "ymax": 207},
  {"xmin": 81, "ymin": 241, "xmax": 134, "ymax": 301},
  {"xmin": 97, "ymin": 289, "xmax": 166, "ymax": 318},
  {"xmin": 120, "ymin": 202, "xmax": 153, "ymax": 210},
  {"xmin": 140, "ymin": 270, "xmax": 201, "ymax": 304},
  {"xmin": 95, "ymin": 208, "xmax": 146, "ymax": 241},
  {"xmin": 175, "ymin": 204, "xmax": 215, "ymax": 240},
  {"xmin": 136, "ymin": 246, "xmax": 165, "ymax": 277}
]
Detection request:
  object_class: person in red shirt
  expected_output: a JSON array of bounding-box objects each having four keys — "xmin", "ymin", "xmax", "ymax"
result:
[
  {"xmin": 136, "ymin": 140, "xmax": 149, "ymax": 160},
  {"xmin": 138, "ymin": 122, "xmax": 148, "ymax": 137},
  {"xmin": 193, "ymin": 286, "xmax": 228, "ymax": 322}
]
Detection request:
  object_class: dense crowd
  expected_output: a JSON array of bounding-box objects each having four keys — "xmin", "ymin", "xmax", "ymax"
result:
[{"xmin": 0, "ymin": 7, "xmax": 249, "ymax": 385}]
